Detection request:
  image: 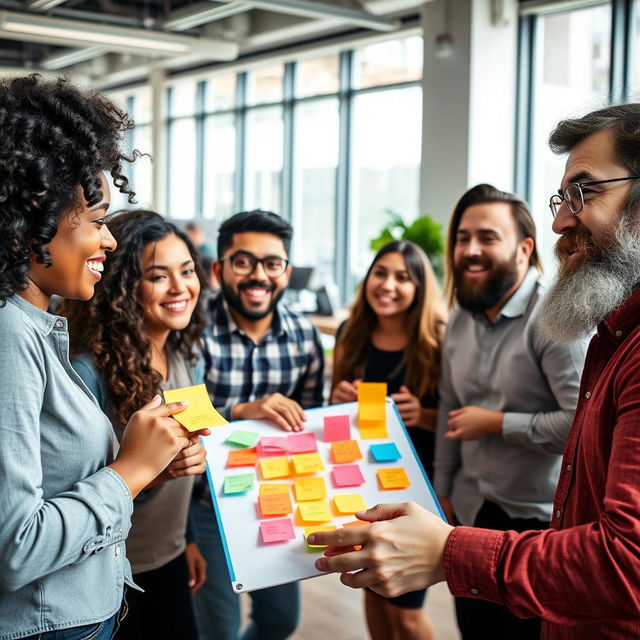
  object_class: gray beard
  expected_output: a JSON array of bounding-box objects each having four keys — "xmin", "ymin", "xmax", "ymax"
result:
[{"xmin": 538, "ymin": 220, "xmax": 640, "ymax": 343}]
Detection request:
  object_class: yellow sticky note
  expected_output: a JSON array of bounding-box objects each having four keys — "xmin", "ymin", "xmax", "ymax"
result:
[
  {"xmin": 297, "ymin": 500, "xmax": 333, "ymax": 524},
  {"xmin": 333, "ymin": 494, "xmax": 367, "ymax": 515},
  {"xmin": 293, "ymin": 477, "xmax": 327, "ymax": 502},
  {"xmin": 259, "ymin": 483, "xmax": 291, "ymax": 496},
  {"xmin": 358, "ymin": 382, "xmax": 387, "ymax": 405},
  {"xmin": 360, "ymin": 424, "xmax": 389, "ymax": 440},
  {"xmin": 291, "ymin": 452, "xmax": 325, "ymax": 475},
  {"xmin": 377, "ymin": 467, "xmax": 410, "ymax": 490},
  {"xmin": 163, "ymin": 384, "xmax": 227, "ymax": 432},
  {"xmin": 260, "ymin": 456, "xmax": 291, "ymax": 480},
  {"xmin": 358, "ymin": 382, "xmax": 387, "ymax": 434},
  {"xmin": 304, "ymin": 525, "xmax": 336, "ymax": 550}
]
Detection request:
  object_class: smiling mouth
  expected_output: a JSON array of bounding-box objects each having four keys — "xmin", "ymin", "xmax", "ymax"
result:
[
  {"xmin": 160, "ymin": 300, "xmax": 190, "ymax": 312},
  {"xmin": 87, "ymin": 260, "xmax": 104, "ymax": 273}
]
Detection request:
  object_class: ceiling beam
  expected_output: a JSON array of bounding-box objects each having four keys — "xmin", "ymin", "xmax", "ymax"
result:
[
  {"xmin": 27, "ymin": 0, "xmax": 69, "ymax": 12},
  {"xmin": 40, "ymin": 45, "xmax": 107, "ymax": 70},
  {"xmin": 163, "ymin": 0, "xmax": 253, "ymax": 32}
]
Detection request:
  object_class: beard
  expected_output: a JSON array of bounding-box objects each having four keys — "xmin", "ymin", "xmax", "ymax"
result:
[
  {"xmin": 220, "ymin": 273, "xmax": 285, "ymax": 321},
  {"xmin": 538, "ymin": 216, "xmax": 640, "ymax": 343},
  {"xmin": 454, "ymin": 250, "xmax": 520, "ymax": 313}
]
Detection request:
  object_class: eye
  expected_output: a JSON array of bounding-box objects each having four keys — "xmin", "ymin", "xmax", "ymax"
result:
[
  {"xmin": 149, "ymin": 274, "xmax": 166, "ymax": 282},
  {"xmin": 93, "ymin": 217, "xmax": 108, "ymax": 227},
  {"xmin": 182, "ymin": 268, "xmax": 195, "ymax": 276}
]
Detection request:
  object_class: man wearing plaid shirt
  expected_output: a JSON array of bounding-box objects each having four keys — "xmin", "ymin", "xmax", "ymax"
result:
[{"xmin": 192, "ymin": 210, "xmax": 325, "ymax": 640}]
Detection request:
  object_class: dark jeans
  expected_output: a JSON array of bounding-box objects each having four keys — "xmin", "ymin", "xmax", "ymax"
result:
[
  {"xmin": 115, "ymin": 552, "xmax": 197, "ymax": 640},
  {"xmin": 455, "ymin": 500, "xmax": 547, "ymax": 640}
]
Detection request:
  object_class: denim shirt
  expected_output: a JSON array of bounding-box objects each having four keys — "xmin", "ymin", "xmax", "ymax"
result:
[{"xmin": 0, "ymin": 296, "xmax": 134, "ymax": 639}]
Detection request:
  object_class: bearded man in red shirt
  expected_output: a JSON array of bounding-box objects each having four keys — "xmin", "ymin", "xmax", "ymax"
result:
[{"xmin": 310, "ymin": 104, "xmax": 640, "ymax": 640}]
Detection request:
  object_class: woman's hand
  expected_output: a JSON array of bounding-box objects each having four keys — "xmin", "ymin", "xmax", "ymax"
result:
[
  {"xmin": 185, "ymin": 542, "xmax": 207, "ymax": 594},
  {"xmin": 390, "ymin": 386, "xmax": 422, "ymax": 427},
  {"xmin": 330, "ymin": 379, "xmax": 360, "ymax": 404},
  {"xmin": 166, "ymin": 436, "xmax": 207, "ymax": 478}
]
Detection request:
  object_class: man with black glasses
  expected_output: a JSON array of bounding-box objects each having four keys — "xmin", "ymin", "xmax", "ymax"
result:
[{"xmin": 192, "ymin": 210, "xmax": 324, "ymax": 640}]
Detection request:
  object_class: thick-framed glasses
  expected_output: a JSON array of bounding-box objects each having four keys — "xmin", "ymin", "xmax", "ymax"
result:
[
  {"xmin": 549, "ymin": 176, "xmax": 640, "ymax": 218},
  {"xmin": 220, "ymin": 250, "xmax": 289, "ymax": 278}
]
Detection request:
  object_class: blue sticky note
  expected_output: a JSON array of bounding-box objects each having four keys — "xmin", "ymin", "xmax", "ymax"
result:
[{"xmin": 370, "ymin": 443, "xmax": 401, "ymax": 462}]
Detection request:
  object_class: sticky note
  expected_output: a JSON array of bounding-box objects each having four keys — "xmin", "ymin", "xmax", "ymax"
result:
[
  {"xmin": 227, "ymin": 448, "xmax": 258, "ymax": 467},
  {"xmin": 223, "ymin": 473, "xmax": 255, "ymax": 494},
  {"xmin": 360, "ymin": 424, "xmax": 389, "ymax": 440},
  {"xmin": 331, "ymin": 440, "xmax": 362, "ymax": 464},
  {"xmin": 260, "ymin": 518, "xmax": 295, "ymax": 544},
  {"xmin": 323, "ymin": 415, "xmax": 351, "ymax": 442},
  {"xmin": 163, "ymin": 384, "xmax": 227, "ymax": 431},
  {"xmin": 286, "ymin": 432, "xmax": 318, "ymax": 454},
  {"xmin": 291, "ymin": 452, "xmax": 325, "ymax": 475},
  {"xmin": 226, "ymin": 430, "xmax": 259, "ymax": 448},
  {"xmin": 304, "ymin": 525, "xmax": 336, "ymax": 550},
  {"xmin": 259, "ymin": 456, "xmax": 291, "ymax": 480},
  {"xmin": 333, "ymin": 494, "xmax": 367, "ymax": 515},
  {"xmin": 259, "ymin": 483, "xmax": 290, "ymax": 496},
  {"xmin": 293, "ymin": 477, "xmax": 327, "ymax": 502},
  {"xmin": 257, "ymin": 436, "xmax": 289, "ymax": 456},
  {"xmin": 331, "ymin": 464, "xmax": 365, "ymax": 487},
  {"xmin": 297, "ymin": 500, "xmax": 333, "ymax": 524},
  {"xmin": 377, "ymin": 467, "xmax": 410, "ymax": 490},
  {"xmin": 259, "ymin": 492, "xmax": 293, "ymax": 517},
  {"xmin": 370, "ymin": 442, "xmax": 401, "ymax": 462},
  {"xmin": 358, "ymin": 382, "xmax": 387, "ymax": 405},
  {"xmin": 358, "ymin": 382, "xmax": 388, "ymax": 437}
]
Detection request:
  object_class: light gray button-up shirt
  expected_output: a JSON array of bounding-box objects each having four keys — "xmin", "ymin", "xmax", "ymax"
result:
[{"xmin": 434, "ymin": 267, "xmax": 587, "ymax": 525}]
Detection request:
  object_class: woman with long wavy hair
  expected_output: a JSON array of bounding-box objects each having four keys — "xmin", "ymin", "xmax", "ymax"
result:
[
  {"xmin": 60, "ymin": 210, "xmax": 208, "ymax": 640},
  {"xmin": 331, "ymin": 240, "xmax": 446, "ymax": 640}
]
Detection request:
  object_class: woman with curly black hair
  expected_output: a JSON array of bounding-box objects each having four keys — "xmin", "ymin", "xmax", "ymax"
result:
[
  {"xmin": 60, "ymin": 210, "xmax": 208, "ymax": 640},
  {"xmin": 0, "ymin": 75, "xmax": 207, "ymax": 640}
]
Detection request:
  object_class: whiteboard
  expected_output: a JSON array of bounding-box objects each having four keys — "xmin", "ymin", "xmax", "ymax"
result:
[{"xmin": 201, "ymin": 399, "xmax": 444, "ymax": 593}]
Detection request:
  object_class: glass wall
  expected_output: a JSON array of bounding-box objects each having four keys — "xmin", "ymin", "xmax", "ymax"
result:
[{"xmin": 633, "ymin": 0, "xmax": 640, "ymax": 93}]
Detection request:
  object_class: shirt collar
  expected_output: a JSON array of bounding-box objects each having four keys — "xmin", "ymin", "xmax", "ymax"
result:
[
  {"xmin": 600, "ymin": 285, "xmax": 640, "ymax": 343},
  {"xmin": 497, "ymin": 267, "xmax": 541, "ymax": 320},
  {"xmin": 7, "ymin": 294, "xmax": 64, "ymax": 335}
]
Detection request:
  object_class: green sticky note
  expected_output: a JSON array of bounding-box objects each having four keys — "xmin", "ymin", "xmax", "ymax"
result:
[
  {"xmin": 224, "ymin": 473, "xmax": 255, "ymax": 495},
  {"xmin": 226, "ymin": 430, "xmax": 259, "ymax": 448}
]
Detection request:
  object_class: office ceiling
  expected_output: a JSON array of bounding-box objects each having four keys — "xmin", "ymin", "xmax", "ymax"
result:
[{"xmin": 0, "ymin": 0, "xmax": 424, "ymax": 87}]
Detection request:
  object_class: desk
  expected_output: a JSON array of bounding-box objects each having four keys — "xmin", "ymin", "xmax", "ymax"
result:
[{"xmin": 308, "ymin": 310, "xmax": 349, "ymax": 336}]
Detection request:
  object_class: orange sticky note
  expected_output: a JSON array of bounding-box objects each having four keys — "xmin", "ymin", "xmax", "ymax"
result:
[
  {"xmin": 259, "ymin": 483, "xmax": 290, "ymax": 496},
  {"xmin": 259, "ymin": 492, "xmax": 293, "ymax": 517},
  {"xmin": 227, "ymin": 448, "xmax": 258, "ymax": 467},
  {"xmin": 260, "ymin": 456, "xmax": 291, "ymax": 480},
  {"xmin": 297, "ymin": 500, "xmax": 333, "ymax": 524},
  {"xmin": 293, "ymin": 477, "xmax": 327, "ymax": 502},
  {"xmin": 291, "ymin": 452, "xmax": 325, "ymax": 475},
  {"xmin": 333, "ymin": 494, "xmax": 367, "ymax": 515},
  {"xmin": 304, "ymin": 525, "xmax": 336, "ymax": 550},
  {"xmin": 331, "ymin": 440, "xmax": 362, "ymax": 464},
  {"xmin": 377, "ymin": 467, "xmax": 410, "ymax": 490}
]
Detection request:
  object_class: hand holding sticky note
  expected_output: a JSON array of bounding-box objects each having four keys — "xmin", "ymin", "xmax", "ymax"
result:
[{"xmin": 163, "ymin": 384, "xmax": 227, "ymax": 432}]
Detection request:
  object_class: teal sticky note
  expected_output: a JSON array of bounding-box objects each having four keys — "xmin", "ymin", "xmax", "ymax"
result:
[
  {"xmin": 370, "ymin": 442, "xmax": 401, "ymax": 462},
  {"xmin": 224, "ymin": 473, "xmax": 255, "ymax": 494},
  {"xmin": 226, "ymin": 430, "xmax": 259, "ymax": 448}
]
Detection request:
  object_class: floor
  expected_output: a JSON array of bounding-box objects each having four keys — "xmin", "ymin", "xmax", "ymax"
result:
[{"xmin": 240, "ymin": 574, "xmax": 461, "ymax": 640}]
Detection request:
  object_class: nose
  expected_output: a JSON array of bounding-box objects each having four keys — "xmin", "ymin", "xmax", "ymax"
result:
[
  {"xmin": 168, "ymin": 273, "xmax": 188, "ymax": 293},
  {"xmin": 380, "ymin": 274, "xmax": 395, "ymax": 290},
  {"xmin": 102, "ymin": 224, "xmax": 117, "ymax": 252},
  {"xmin": 463, "ymin": 237, "xmax": 482, "ymax": 257},
  {"xmin": 251, "ymin": 260, "xmax": 269, "ymax": 281},
  {"xmin": 552, "ymin": 201, "xmax": 580, "ymax": 236}
]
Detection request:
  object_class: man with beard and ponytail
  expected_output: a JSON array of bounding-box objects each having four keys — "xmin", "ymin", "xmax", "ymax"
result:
[
  {"xmin": 191, "ymin": 209, "xmax": 324, "ymax": 640},
  {"xmin": 307, "ymin": 105, "xmax": 640, "ymax": 640}
]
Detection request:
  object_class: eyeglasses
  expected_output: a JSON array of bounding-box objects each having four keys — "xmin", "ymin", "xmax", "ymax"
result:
[
  {"xmin": 549, "ymin": 176, "xmax": 640, "ymax": 218},
  {"xmin": 220, "ymin": 250, "xmax": 289, "ymax": 278}
]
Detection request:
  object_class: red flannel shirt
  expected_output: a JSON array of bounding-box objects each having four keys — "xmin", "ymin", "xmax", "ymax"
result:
[{"xmin": 444, "ymin": 287, "xmax": 640, "ymax": 639}]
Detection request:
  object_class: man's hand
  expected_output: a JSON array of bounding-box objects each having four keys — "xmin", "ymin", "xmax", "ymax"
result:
[
  {"xmin": 446, "ymin": 406, "xmax": 504, "ymax": 441},
  {"xmin": 185, "ymin": 542, "xmax": 207, "ymax": 594},
  {"xmin": 309, "ymin": 502, "xmax": 453, "ymax": 598},
  {"xmin": 391, "ymin": 386, "xmax": 421, "ymax": 427},
  {"xmin": 330, "ymin": 379, "xmax": 361, "ymax": 404},
  {"xmin": 232, "ymin": 394, "xmax": 306, "ymax": 431}
]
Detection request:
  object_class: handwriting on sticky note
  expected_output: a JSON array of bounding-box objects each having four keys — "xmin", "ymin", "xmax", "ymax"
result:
[
  {"xmin": 298, "ymin": 500, "xmax": 332, "ymax": 523},
  {"xmin": 260, "ymin": 518, "xmax": 295, "ymax": 544},
  {"xmin": 293, "ymin": 477, "xmax": 327, "ymax": 502},
  {"xmin": 259, "ymin": 492, "xmax": 293, "ymax": 517},
  {"xmin": 304, "ymin": 525, "xmax": 336, "ymax": 550},
  {"xmin": 259, "ymin": 456, "xmax": 291, "ymax": 480},
  {"xmin": 370, "ymin": 442, "xmax": 401, "ymax": 462},
  {"xmin": 286, "ymin": 432, "xmax": 317, "ymax": 454},
  {"xmin": 331, "ymin": 440, "xmax": 362, "ymax": 464},
  {"xmin": 163, "ymin": 384, "xmax": 227, "ymax": 431},
  {"xmin": 223, "ymin": 473, "xmax": 255, "ymax": 494},
  {"xmin": 291, "ymin": 452, "xmax": 325, "ymax": 475},
  {"xmin": 331, "ymin": 464, "xmax": 365, "ymax": 487},
  {"xmin": 377, "ymin": 467, "xmax": 410, "ymax": 490},
  {"xmin": 226, "ymin": 430, "xmax": 259, "ymax": 448},
  {"xmin": 323, "ymin": 415, "xmax": 351, "ymax": 442},
  {"xmin": 333, "ymin": 494, "xmax": 367, "ymax": 514},
  {"xmin": 259, "ymin": 483, "xmax": 290, "ymax": 496},
  {"xmin": 227, "ymin": 448, "xmax": 258, "ymax": 467}
]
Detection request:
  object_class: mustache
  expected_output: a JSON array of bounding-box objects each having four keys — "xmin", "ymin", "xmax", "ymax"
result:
[
  {"xmin": 555, "ymin": 228, "xmax": 599, "ymax": 262},
  {"xmin": 238, "ymin": 281, "xmax": 275, "ymax": 292}
]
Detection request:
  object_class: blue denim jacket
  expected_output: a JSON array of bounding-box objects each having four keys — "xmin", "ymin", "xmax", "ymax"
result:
[{"xmin": 0, "ymin": 296, "xmax": 134, "ymax": 639}]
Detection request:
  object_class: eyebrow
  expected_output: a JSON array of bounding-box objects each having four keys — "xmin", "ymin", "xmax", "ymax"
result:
[
  {"xmin": 144, "ymin": 259, "xmax": 194, "ymax": 273},
  {"xmin": 456, "ymin": 228, "xmax": 501, "ymax": 235},
  {"xmin": 91, "ymin": 203, "xmax": 110, "ymax": 213},
  {"xmin": 563, "ymin": 170, "xmax": 596, "ymax": 187}
]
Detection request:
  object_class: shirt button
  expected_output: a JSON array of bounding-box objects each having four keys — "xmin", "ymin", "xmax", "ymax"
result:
[
  {"xmin": 566, "ymin": 464, "xmax": 572, "ymax": 472},
  {"xmin": 555, "ymin": 509, "xmax": 561, "ymax": 519},
  {"xmin": 115, "ymin": 546, "xmax": 121, "ymax": 556},
  {"xmin": 54, "ymin": 320, "xmax": 64, "ymax": 329},
  {"xmin": 615, "ymin": 330, "xmax": 622, "ymax": 337},
  {"xmin": 585, "ymin": 391, "xmax": 591, "ymax": 399},
  {"xmin": 469, "ymin": 587, "xmax": 479, "ymax": 595}
]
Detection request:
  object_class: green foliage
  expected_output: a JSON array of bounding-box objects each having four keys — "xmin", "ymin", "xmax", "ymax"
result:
[{"xmin": 370, "ymin": 209, "xmax": 445, "ymax": 280}]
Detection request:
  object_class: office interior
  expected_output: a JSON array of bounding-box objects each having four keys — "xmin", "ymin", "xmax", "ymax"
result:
[{"xmin": 1, "ymin": 0, "xmax": 639, "ymax": 637}]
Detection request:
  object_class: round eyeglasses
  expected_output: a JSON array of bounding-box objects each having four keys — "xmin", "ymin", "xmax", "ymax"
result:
[
  {"xmin": 220, "ymin": 250, "xmax": 289, "ymax": 278},
  {"xmin": 549, "ymin": 176, "xmax": 640, "ymax": 218}
]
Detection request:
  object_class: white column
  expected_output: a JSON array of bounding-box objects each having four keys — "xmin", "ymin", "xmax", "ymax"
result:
[{"xmin": 150, "ymin": 68, "xmax": 167, "ymax": 212}]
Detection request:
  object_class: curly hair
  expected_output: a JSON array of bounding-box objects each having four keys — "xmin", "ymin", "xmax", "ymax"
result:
[
  {"xmin": 0, "ymin": 74, "xmax": 137, "ymax": 304},
  {"xmin": 59, "ymin": 210, "xmax": 207, "ymax": 427}
]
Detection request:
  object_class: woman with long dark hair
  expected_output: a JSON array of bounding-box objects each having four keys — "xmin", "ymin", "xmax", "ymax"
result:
[
  {"xmin": 60, "ymin": 210, "xmax": 208, "ymax": 640},
  {"xmin": 0, "ymin": 75, "xmax": 202, "ymax": 640},
  {"xmin": 331, "ymin": 240, "xmax": 446, "ymax": 640}
]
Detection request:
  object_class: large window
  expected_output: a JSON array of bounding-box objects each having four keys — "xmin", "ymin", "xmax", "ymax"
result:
[{"xmin": 633, "ymin": 0, "xmax": 640, "ymax": 90}]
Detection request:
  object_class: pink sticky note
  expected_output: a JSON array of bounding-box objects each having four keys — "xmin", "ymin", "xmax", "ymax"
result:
[
  {"xmin": 257, "ymin": 436, "xmax": 289, "ymax": 456},
  {"xmin": 331, "ymin": 464, "xmax": 365, "ymax": 487},
  {"xmin": 287, "ymin": 432, "xmax": 317, "ymax": 454},
  {"xmin": 259, "ymin": 518, "xmax": 296, "ymax": 544},
  {"xmin": 324, "ymin": 415, "xmax": 351, "ymax": 442}
]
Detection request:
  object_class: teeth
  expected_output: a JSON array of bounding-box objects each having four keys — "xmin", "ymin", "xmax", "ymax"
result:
[
  {"xmin": 87, "ymin": 261, "xmax": 103, "ymax": 272},
  {"xmin": 467, "ymin": 265, "xmax": 486, "ymax": 272},
  {"xmin": 163, "ymin": 301, "xmax": 187, "ymax": 310}
]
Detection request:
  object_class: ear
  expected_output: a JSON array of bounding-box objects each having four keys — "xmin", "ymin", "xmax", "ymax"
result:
[
  {"xmin": 282, "ymin": 263, "xmax": 293, "ymax": 285},
  {"xmin": 212, "ymin": 260, "xmax": 223, "ymax": 285},
  {"xmin": 518, "ymin": 237, "xmax": 535, "ymax": 264}
]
